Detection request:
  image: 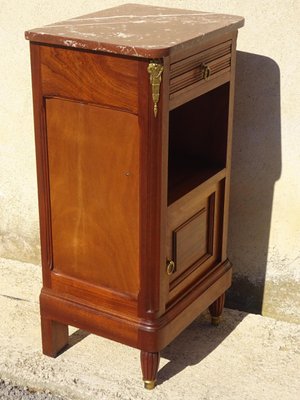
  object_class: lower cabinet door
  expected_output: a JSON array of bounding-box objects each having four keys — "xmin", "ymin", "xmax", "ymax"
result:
[{"xmin": 166, "ymin": 178, "xmax": 225, "ymax": 302}]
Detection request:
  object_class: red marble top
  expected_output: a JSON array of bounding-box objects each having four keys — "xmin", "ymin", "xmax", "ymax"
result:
[{"xmin": 25, "ymin": 3, "xmax": 244, "ymax": 58}]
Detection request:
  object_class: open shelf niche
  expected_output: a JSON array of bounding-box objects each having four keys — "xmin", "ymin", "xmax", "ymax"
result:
[{"xmin": 168, "ymin": 82, "xmax": 230, "ymax": 205}]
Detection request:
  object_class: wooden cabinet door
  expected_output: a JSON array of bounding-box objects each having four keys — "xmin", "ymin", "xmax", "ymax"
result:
[
  {"xmin": 46, "ymin": 98, "xmax": 140, "ymax": 296},
  {"xmin": 166, "ymin": 179, "xmax": 225, "ymax": 303}
]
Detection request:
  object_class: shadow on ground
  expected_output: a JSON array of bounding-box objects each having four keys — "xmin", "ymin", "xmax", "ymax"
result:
[
  {"xmin": 56, "ymin": 309, "xmax": 246, "ymax": 385},
  {"xmin": 158, "ymin": 310, "xmax": 246, "ymax": 384},
  {"xmin": 58, "ymin": 329, "xmax": 90, "ymax": 355}
]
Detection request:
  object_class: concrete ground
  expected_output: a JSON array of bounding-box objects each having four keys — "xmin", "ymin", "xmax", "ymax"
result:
[
  {"xmin": 0, "ymin": 258, "xmax": 299, "ymax": 400},
  {"xmin": 0, "ymin": 379, "xmax": 64, "ymax": 400}
]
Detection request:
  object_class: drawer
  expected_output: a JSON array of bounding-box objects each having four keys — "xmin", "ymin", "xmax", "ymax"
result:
[
  {"xmin": 170, "ymin": 40, "xmax": 232, "ymax": 98},
  {"xmin": 166, "ymin": 179, "xmax": 225, "ymax": 301}
]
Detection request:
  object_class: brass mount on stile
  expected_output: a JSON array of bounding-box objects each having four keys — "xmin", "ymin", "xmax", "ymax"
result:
[{"xmin": 147, "ymin": 60, "xmax": 164, "ymax": 117}]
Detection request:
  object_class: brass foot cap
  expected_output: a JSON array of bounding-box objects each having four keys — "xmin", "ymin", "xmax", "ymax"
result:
[
  {"xmin": 144, "ymin": 380, "xmax": 156, "ymax": 390},
  {"xmin": 211, "ymin": 316, "xmax": 221, "ymax": 326}
]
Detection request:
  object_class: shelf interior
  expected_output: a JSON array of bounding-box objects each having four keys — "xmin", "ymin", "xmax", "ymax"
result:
[{"xmin": 168, "ymin": 83, "xmax": 230, "ymax": 205}]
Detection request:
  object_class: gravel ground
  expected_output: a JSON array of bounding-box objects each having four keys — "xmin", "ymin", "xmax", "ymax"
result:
[
  {"xmin": 0, "ymin": 380, "xmax": 65, "ymax": 400},
  {"xmin": 0, "ymin": 257, "xmax": 300, "ymax": 400}
]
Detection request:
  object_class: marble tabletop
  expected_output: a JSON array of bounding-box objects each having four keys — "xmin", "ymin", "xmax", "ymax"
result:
[{"xmin": 25, "ymin": 3, "xmax": 244, "ymax": 58}]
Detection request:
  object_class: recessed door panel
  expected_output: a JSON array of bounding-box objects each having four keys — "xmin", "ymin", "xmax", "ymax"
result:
[
  {"xmin": 174, "ymin": 208, "xmax": 208, "ymax": 273},
  {"xmin": 167, "ymin": 180, "xmax": 224, "ymax": 302}
]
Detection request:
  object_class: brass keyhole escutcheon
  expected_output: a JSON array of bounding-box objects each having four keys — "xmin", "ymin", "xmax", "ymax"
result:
[
  {"xmin": 166, "ymin": 260, "xmax": 175, "ymax": 276},
  {"xmin": 201, "ymin": 63, "xmax": 211, "ymax": 80}
]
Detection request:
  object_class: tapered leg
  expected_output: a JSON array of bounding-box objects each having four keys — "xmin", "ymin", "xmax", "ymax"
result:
[
  {"xmin": 140, "ymin": 351, "xmax": 160, "ymax": 390},
  {"xmin": 41, "ymin": 317, "xmax": 69, "ymax": 357},
  {"xmin": 209, "ymin": 293, "xmax": 225, "ymax": 326}
]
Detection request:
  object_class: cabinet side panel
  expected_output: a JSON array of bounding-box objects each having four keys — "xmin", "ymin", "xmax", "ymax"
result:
[{"xmin": 46, "ymin": 98, "xmax": 140, "ymax": 296}]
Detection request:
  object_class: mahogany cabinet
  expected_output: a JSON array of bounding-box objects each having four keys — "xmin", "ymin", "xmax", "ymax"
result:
[{"xmin": 25, "ymin": 4, "xmax": 244, "ymax": 389}]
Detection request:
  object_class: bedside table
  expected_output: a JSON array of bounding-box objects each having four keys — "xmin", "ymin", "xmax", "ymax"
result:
[{"xmin": 25, "ymin": 3, "xmax": 244, "ymax": 389}]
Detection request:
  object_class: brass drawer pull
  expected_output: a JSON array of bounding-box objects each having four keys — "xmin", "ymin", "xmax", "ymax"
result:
[
  {"xmin": 201, "ymin": 63, "xmax": 211, "ymax": 80},
  {"xmin": 166, "ymin": 260, "xmax": 175, "ymax": 275}
]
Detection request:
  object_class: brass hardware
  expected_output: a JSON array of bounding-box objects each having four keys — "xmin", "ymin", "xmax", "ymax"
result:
[
  {"xmin": 166, "ymin": 259, "xmax": 175, "ymax": 276},
  {"xmin": 147, "ymin": 60, "xmax": 164, "ymax": 117},
  {"xmin": 144, "ymin": 380, "xmax": 156, "ymax": 390},
  {"xmin": 201, "ymin": 63, "xmax": 211, "ymax": 80}
]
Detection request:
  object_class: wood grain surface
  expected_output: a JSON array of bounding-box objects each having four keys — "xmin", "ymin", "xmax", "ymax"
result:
[
  {"xmin": 46, "ymin": 98, "xmax": 140, "ymax": 296},
  {"xmin": 41, "ymin": 45, "xmax": 139, "ymax": 113}
]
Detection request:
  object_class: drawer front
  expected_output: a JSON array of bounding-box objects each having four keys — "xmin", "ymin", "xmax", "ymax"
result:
[
  {"xmin": 167, "ymin": 179, "xmax": 224, "ymax": 302},
  {"xmin": 170, "ymin": 40, "xmax": 232, "ymax": 97}
]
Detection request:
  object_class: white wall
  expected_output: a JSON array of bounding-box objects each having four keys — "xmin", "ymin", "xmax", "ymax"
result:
[{"xmin": 0, "ymin": 0, "xmax": 299, "ymax": 322}]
